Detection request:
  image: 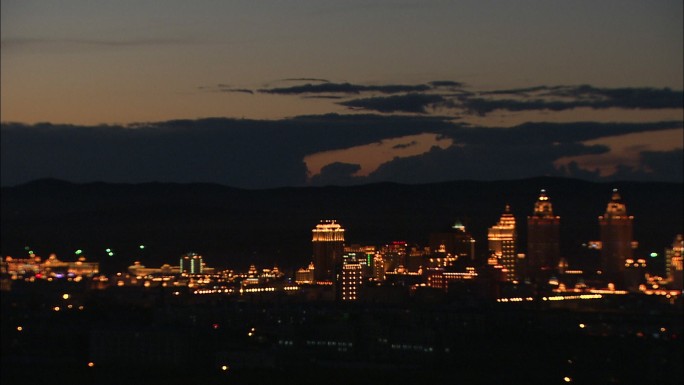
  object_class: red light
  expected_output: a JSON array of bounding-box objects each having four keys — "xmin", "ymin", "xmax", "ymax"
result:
[
  {"xmin": 212, "ymin": 323, "xmax": 219, "ymax": 329},
  {"xmin": 35, "ymin": 273, "xmax": 42, "ymax": 278}
]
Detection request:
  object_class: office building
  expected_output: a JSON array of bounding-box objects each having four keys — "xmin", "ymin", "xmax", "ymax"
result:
[
  {"xmin": 340, "ymin": 262, "xmax": 362, "ymax": 301},
  {"xmin": 312, "ymin": 220, "xmax": 345, "ymax": 282},
  {"xmin": 428, "ymin": 219, "xmax": 476, "ymax": 270},
  {"xmin": 665, "ymin": 234, "xmax": 683, "ymax": 290},
  {"xmin": 180, "ymin": 253, "xmax": 203, "ymax": 275},
  {"xmin": 599, "ymin": 189, "xmax": 636, "ymax": 287},
  {"xmin": 488, "ymin": 205, "xmax": 517, "ymax": 282},
  {"xmin": 527, "ymin": 189, "xmax": 560, "ymax": 282}
]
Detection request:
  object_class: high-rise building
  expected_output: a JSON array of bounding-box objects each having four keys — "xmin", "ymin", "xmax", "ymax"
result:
[
  {"xmin": 527, "ymin": 189, "xmax": 560, "ymax": 282},
  {"xmin": 344, "ymin": 245, "xmax": 376, "ymax": 277},
  {"xmin": 599, "ymin": 189, "xmax": 635, "ymax": 287},
  {"xmin": 488, "ymin": 205, "xmax": 517, "ymax": 282},
  {"xmin": 340, "ymin": 262, "xmax": 362, "ymax": 301},
  {"xmin": 428, "ymin": 219, "xmax": 476, "ymax": 270},
  {"xmin": 340, "ymin": 252, "xmax": 363, "ymax": 301},
  {"xmin": 312, "ymin": 220, "xmax": 345, "ymax": 282},
  {"xmin": 665, "ymin": 234, "xmax": 683, "ymax": 290},
  {"xmin": 372, "ymin": 254, "xmax": 386, "ymax": 281},
  {"xmin": 180, "ymin": 252, "xmax": 203, "ymax": 275}
]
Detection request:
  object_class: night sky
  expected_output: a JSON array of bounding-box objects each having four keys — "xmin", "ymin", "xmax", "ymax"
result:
[{"xmin": 2, "ymin": 1, "xmax": 682, "ymax": 188}]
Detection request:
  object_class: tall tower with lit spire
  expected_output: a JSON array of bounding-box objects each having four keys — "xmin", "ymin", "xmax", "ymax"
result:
[
  {"xmin": 488, "ymin": 205, "xmax": 517, "ymax": 282},
  {"xmin": 312, "ymin": 220, "xmax": 345, "ymax": 282},
  {"xmin": 527, "ymin": 189, "xmax": 560, "ymax": 282},
  {"xmin": 599, "ymin": 189, "xmax": 635, "ymax": 287}
]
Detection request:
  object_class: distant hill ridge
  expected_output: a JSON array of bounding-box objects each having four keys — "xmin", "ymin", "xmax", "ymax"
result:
[{"xmin": 2, "ymin": 177, "xmax": 682, "ymax": 273}]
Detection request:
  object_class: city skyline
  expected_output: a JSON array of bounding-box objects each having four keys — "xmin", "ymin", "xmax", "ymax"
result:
[
  {"xmin": 3, "ymin": 183, "xmax": 679, "ymax": 280},
  {"xmin": 2, "ymin": 1, "xmax": 683, "ymax": 187},
  {"xmin": 2, "ymin": 176, "xmax": 682, "ymax": 384}
]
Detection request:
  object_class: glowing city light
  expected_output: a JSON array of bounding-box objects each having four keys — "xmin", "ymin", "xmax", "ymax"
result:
[
  {"xmin": 17, "ymin": 326, "xmax": 23, "ymax": 332},
  {"xmin": 87, "ymin": 362, "xmax": 95, "ymax": 368},
  {"xmin": 62, "ymin": 294, "xmax": 70, "ymax": 300}
]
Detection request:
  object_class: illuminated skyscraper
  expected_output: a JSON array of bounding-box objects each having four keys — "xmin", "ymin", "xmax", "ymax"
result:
[
  {"xmin": 312, "ymin": 220, "xmax": 345, "ymax": 282},
  {"xmin": 665, "ymin": 234, "xmax": 683, "ymax": 290},
  {"xmin": 599, "ymin": 189, "xmax": 635, "ymax": 287},
  {"xmin": 527, "ymin": 189, "xmax": 560, "ymax": 282},
  {"xmin": 180, "ymin": 252, "xmax": 203, "ymax": 275},
  {"xmin": 340, "ymin": 253, "xmax": 363, "ymax": 301},
  {"xmin": 488, "ymin": 205, "xmax": 517, "ymax": 282},
  {"xmin": 428, "ymin": 219, "xmax": 476, "ymax": 269},
  {"xmin": 372, "ymin": 254, "xmax": 386, "ymax": 281}
]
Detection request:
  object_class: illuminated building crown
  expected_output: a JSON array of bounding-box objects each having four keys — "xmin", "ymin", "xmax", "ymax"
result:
[
  {"xmin": 604, "ymin": 189, "xmax": 628, "ymax": 217},
  {"xmin": 497, "ymin": 205, "xmax": 516, "ymax": 228},
  {"xmin": 533, "ymin": 189, "xmax": 554, "ymax": 217},
  {"xmin": 312, "ymin": 219, "xmax": 345, "ymax": 242}
]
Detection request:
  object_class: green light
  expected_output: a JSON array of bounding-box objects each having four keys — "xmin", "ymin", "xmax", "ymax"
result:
[
  {"xmin": 139, "ymin": 245, "xmax": 145, "ymax": 250},
  {"xmin": 108, "ymin": 252, "xmax": 114, "ymax": 256},
  {"xmin": 75, "ymin": 249, "xmax": 83, "ymax": 255},
  {"xmin": 24, "ymin": 246, "xmax": 30, "ymax": 251},
  {"xmin": 105, "ymin": 248, "xmax": 111, "ymax": 253},
  {"xmin": 28, "ymin": 250, "xmax": 34, "ymax": 255},
  {"xmin": 650, "ymin": 252, "xmax": 658, "ymax": 258}
]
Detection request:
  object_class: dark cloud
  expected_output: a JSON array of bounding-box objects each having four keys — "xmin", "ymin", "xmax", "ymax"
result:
[
  {"xmin": 392, "ymin": 141, "xmax": 417, "ymax": 149},
  {"xmin": 480, "ymin": 86, "xmax": 552, "ymax": 96},
  {"xmin": 364, "ymin": 141, "xmax": 610, "ymax": 184},
  {"xmin": 442, "ymin": 121, "xmax": 683, "ymax": 146},
  {"xmin": 0, "ymin": 115, "xmax": 453, "ymax": 188},
  {"xmin": 198, "ymin": 84, "xmax": 254, "ymax": 94},
  {"xmin": 260, "ymin": 82, "xmax": 431, "ymax": 95},
  {"xmin": 429, "ymin": 80, "xmax": 465, "ymax": 88},
  {"xmin": 309, "ymin": 162, "xmax": 362, "ymax": 186},
  {"xmin": 465, "ymin": 86, "xmax": 683, "ymax": 115},
  {"xmin": 281, "ymin": 78, "xmax": 330, "ymax": 83},
  {"xmin": 302, "ymin": 95, "xmax": 345, "ymax": 100},
  {"xmin": 555, "ymin": 161, "xmax": 602, "ymax": 180},
  {"xmin": 339, "ymin": 93, "xmax": 446, "ymax": 113},
  {"xmin": 607, "ymin": 149, "xmax": 684, "ymax": 182},
  {"xmin": 354, "ymin": 121, "xmax": 681, "ymax": 184},
  {"xmin": 2, "ymin": 118, "xmax": 681, "ymax": 188}
]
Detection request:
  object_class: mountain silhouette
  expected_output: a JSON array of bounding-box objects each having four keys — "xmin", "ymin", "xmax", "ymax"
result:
[{"xmin": 2, "ymin": 177, "xmax": 681, "ymax": 274}]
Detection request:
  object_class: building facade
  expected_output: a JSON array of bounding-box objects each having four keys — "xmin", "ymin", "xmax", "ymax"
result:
[
  {"xmin": 665, "ymin": 234, "xmax": 683, "ymax": 290},
  {"xmin": 488, "ymin": 205, "xmax": 517, "ymax": 282},
  {"xmin": 180, "ymin": 253, "xmax": 203, "ymax": 275},
  {"xmin": 312, "ymin": 220, "xmax": 345, "ymax": 283},
  {"xmin": 598, "ymin": 189, "xmax": 635, "ymax": 287},
  {"xmin": 428, "ymin": 219, "xmax": 476, "ymax": 270},
  {"xmin": 527, "ymin": 189, "xmax": 560, "ymax": 283}
]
